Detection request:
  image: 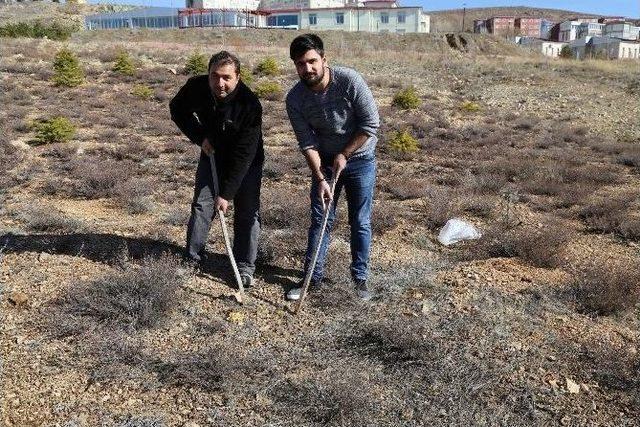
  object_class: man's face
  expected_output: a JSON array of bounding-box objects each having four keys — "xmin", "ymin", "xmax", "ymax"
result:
[
  {"xmin": 208, "ymin": 63, "xmax": 239, "ymax": 99},
  {"xmin": 294, "ymin": 49, "xmax": 326, "ymax": 87}
]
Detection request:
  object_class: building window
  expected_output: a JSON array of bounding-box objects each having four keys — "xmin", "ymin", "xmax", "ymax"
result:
[
  {"xmin": 397, "ymin": 12, "xmax": 405, "ymax": 24},
  {"xmin": 336, "ymin": 12, "xmax": 344, "ymax": 25},
  {"xmin": 309, "ymin": 14, "xmax": 317, "ymax": 25},
  {"xmin": 380, "ymin": 13, "xmax": 389, "ymax": 24}
]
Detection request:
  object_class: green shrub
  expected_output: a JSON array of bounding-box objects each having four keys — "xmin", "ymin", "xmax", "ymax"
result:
[
  {"xmin": 52, "ymin": 48, "xmax": 84, "ymax": 87},
  {"xmin": 559, "ymin": 45, "xmax": 573, "ymax": 59},
  {"xmin": 253, "ymin": 81, "xmax": 283, "ymax": 100},
  {"xmin": 388, "ymin": 130, "xmax": 419, "ymax": 154},
  {"xmin": 240, "ymin": 66, "xmax": 254, "ymax": 85},
  {"xmin": 0, "ymin": 21, "xmax": 77, "ymax": 41},
  {"xmin": 112, "ymin": 51, "xmax": 135, "ymax": 76},
  {"xmin": 185, "ymin": 51, "xmax": 207, "ymax": 75},
  {"xmin": 32, "ymin": 117, "xmax": 76, "ymax": 145},
  {"xmin": 132, "ymin": 84, "xmax": 153, "ymax": 100},
  {"xmin": 255, "ymin": 57, "xmax": 279, "ymax": 76},
  {"xmin": 392, "ymin": 87, "xmax": 421, "ymax": 110},
  {"xmin": 460, "ymin": 100, "xmax": 481, "ymax": 113}
]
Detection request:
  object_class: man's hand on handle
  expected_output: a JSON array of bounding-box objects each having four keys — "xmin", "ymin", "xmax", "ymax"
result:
[
  {"xmin": 201, "ymin": 138, "xmax": 214, "ymax": 156},
  {"xmin": 215, "ymin": 197, "xmax": 229, "ymax": 215},
  {"xmin": 317, "ymin": 179, "xmax": 333, "ymax": 211},
  {"xmin": 332, "ymin": 153, "xmax": 347, "ymax": 177}
]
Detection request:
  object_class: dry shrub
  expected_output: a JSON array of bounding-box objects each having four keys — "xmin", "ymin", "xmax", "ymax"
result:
[
  {"xmin": 114, "ymin": 177, "xmax": 154, "ymax": 214},
  {"xmin": 47, "ymin": 255, "xmax": 186, "ymax": 337},
  {"xmin": 162, "ymin": 139, "xmax": 189, "ymax": 154},
  {"xmin": 112, "ymin": 140, "xmax": 159, "ymax": 162},
  {"xmin": 262, "ymin": 155, "xmax": 288, "ymax": 180},
  {"xmin": 402, "ymin": 112, "xmax": 432, "ymax": 138},
  {"xmin": 69, "ymin": 158, "xmax": 133, "ymax": 199},
  {"xmin": 15, "ymin": 205, "xmax": 82, "ymax": 233},
  {"xmin": 481, "ymin": 156, "xmax": 536, "ymax": 184},
  {"xmin": 554, "ymin": 124, "xmax": 589, "ymax": 144},
  {"xmin": 462, "ymin": 168, "xmax": 508, "ymax": 194},
  {"xmin": 553, "ymin": 183, "xmax": 594, "ymax": 209},
  {"xmin": 423, "ymin": 186, "xmax": 459, "ymax": 229},
  {"xmin": 384, "ymin": 177, "xmax": 427, "ymax": 200},
  {"xmin": 0, "ymin": 140, "xmax": 24, "ymax": 188},
  {"xmin": 617, "ymin": 146, "xmax": 640, "ymax": 171},
  {"xmin": 371, "ymin": 205, "xmax": 397, "ymax": 236},
  {"xmin": 460, "ymin": 194, "xmax": 495, "ymax": 218},
  {"xmin": 161, "ymin": 207, "xmax": 190, "ymax": 226},
  {"xmin": 271, "ymin": 368, "xmax": 383, "ymax": 426},
  {"xmin": 579, "ymin": 192, "xmax": 639, "ymax": 239},
  {"xmin": 260, "ymin": 187, "xmax": 308, "ymax": 230},
  {"xmin": 569, "ymin": 258, "xmax": 640, "ymax": 315},
  {"xmin": 471, "ymin": 220, "xmax": 572, "ymax": 268},
  {"xmin": 154, "ymin": 344, "xmax": 271, "ymax": 394},
  {"xmin": 618, "ymin": 217, "xmax": 640, "ymax": 241},
  {"xmin": 513, "ymin": 116, "xmax": 539, "ymax": 130},
  {"xmin": 561, "ymin": 163, "xmax": 621, "ymax": 186}
]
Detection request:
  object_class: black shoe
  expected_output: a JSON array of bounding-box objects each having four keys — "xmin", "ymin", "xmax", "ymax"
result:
[{"xmin": 354, "ymin": 279, "xmax": 372, "ymax": 301}]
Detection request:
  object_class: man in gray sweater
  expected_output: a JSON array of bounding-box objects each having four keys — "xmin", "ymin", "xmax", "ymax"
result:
[{"xmin": 285, "ymin": 34, "xmax": 379, "ymax": 301}]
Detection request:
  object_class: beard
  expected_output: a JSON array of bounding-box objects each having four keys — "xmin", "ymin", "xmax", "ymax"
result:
[{"xmin": 301, "ymin": 67, "xmax": 324, "ymax": 87}]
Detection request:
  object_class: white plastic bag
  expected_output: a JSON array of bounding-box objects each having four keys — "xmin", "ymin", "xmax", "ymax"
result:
[{"xmin": 438, "ymin": 218, "xmax": 482, "ymax": 246}]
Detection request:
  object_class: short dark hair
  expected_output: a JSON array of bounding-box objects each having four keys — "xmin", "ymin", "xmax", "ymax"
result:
[
  {"xmin": 289, "ymin": 33, "xmax": 324, "ymax": 60},
  {"xmin": 208, "ymin": 50, "xmax": 240, "ymax": 75}
]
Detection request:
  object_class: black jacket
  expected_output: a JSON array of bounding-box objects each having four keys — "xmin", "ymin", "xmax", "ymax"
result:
[{"xmin": 170, "ymin": 76, "xmax": 264, "ymax": 201}]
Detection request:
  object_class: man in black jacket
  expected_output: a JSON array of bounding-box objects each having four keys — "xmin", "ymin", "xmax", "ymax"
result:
[{"xmin": 170, "ymin": 51, "xmax": 264, "ymax": 288}]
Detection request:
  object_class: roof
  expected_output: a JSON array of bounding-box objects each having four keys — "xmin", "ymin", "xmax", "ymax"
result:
[
  {"xmin": 260, "ymin": 5, "xmax": 423, "ymax": 13},
  {"xmin": 87, "ymin": 7, "xmax": 179, "ymax": 19}
]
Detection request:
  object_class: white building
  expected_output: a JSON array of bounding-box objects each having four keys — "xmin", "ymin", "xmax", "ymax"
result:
[
  {"xmin": 603, "ymin": 22, "xmax": 640, "ymax": 41},
  {"xmin": 558, "ymin": 18, "xmax": 599, "ymax": 42},
  {"xmin": 263, "ymin": 4, "xmax": 429, "ymax": 33},
  {"xmin": 188, "ymin": 0, "xmax": 261, "ymax": 10},
  {"xmin": 591, "ymin": 36, "xmax": 640, "ymax": 59},
  {"xmin": 570, "ymin": 36, "xmax": 640, "ymax": 60},
  {"xmin": 519, "ymin": 37, "xmax": 567, "ymax": 57},
  {"xmin": 259, "ymin": 0, "xmax": 344, "ymax": 10}
]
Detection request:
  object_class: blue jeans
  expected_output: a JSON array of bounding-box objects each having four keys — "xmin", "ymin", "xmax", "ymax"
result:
[{"xmin": 304, "ymin": 154, "xmax": 376, "ymax": 282}]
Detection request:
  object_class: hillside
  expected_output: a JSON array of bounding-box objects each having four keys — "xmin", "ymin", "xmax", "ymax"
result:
[{"xmin": 429, "ymin": 6, "xmax": 613, "ymax": 33}]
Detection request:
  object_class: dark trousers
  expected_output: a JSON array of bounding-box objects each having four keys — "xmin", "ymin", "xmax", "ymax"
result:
[{"xmin": 185, "ymin": 152, "xmax": 262, "ymax": 275}]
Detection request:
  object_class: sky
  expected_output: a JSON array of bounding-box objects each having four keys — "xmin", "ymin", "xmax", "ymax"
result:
[{"xmin": 88, "ymin": 0, "xmax": 640, "ymax": 18}]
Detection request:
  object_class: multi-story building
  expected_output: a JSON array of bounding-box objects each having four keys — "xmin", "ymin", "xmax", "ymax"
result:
[
  {"xmin": 576, "ymin": 22, "xmax": 604, "ymax": 39},
  {"xmin": 188, "ymin": 0, "xmax": 261, "ymax": 9},
  {"xmin": 515, "ymin": 17, "xmax": 541, "ymax": 37},
  {"xmin": 486, "ymin": 16, "xmax": 515, "ymax": 36},
  {"xmin": 558, "ymin": 18, "xmax": 599, "ymax": 41},
  {"xmin": 263, "ymin": 4, "xmax": 429, "ymax": 33},
  {"xmin": 258, "ymin": 0, "xmax": 343, "ymax": 11},
  {"xmin": 85, "ymin": 0, "xmax": 430, "ymax": 33},
  {"xmin": 603, "ymin": 22, "xmax": 640, "ymax": 41},
  {"xmin": 86, "ymin": 7, "xmax": 182, "ymax": 30},
  {"xmin": 540, "ymin": 19, "xmax": 555, "ymax": 39}
]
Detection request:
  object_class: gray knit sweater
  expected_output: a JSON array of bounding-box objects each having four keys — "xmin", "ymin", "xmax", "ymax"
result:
[{"xmin": 286, "ymin": 66, "xmax": 379, "ymax": 158}]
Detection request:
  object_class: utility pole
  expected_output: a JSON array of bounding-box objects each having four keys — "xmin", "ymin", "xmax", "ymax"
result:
[{"xmin": 461, "ymin": 3, "xmax": 466, "ymax": 32}]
